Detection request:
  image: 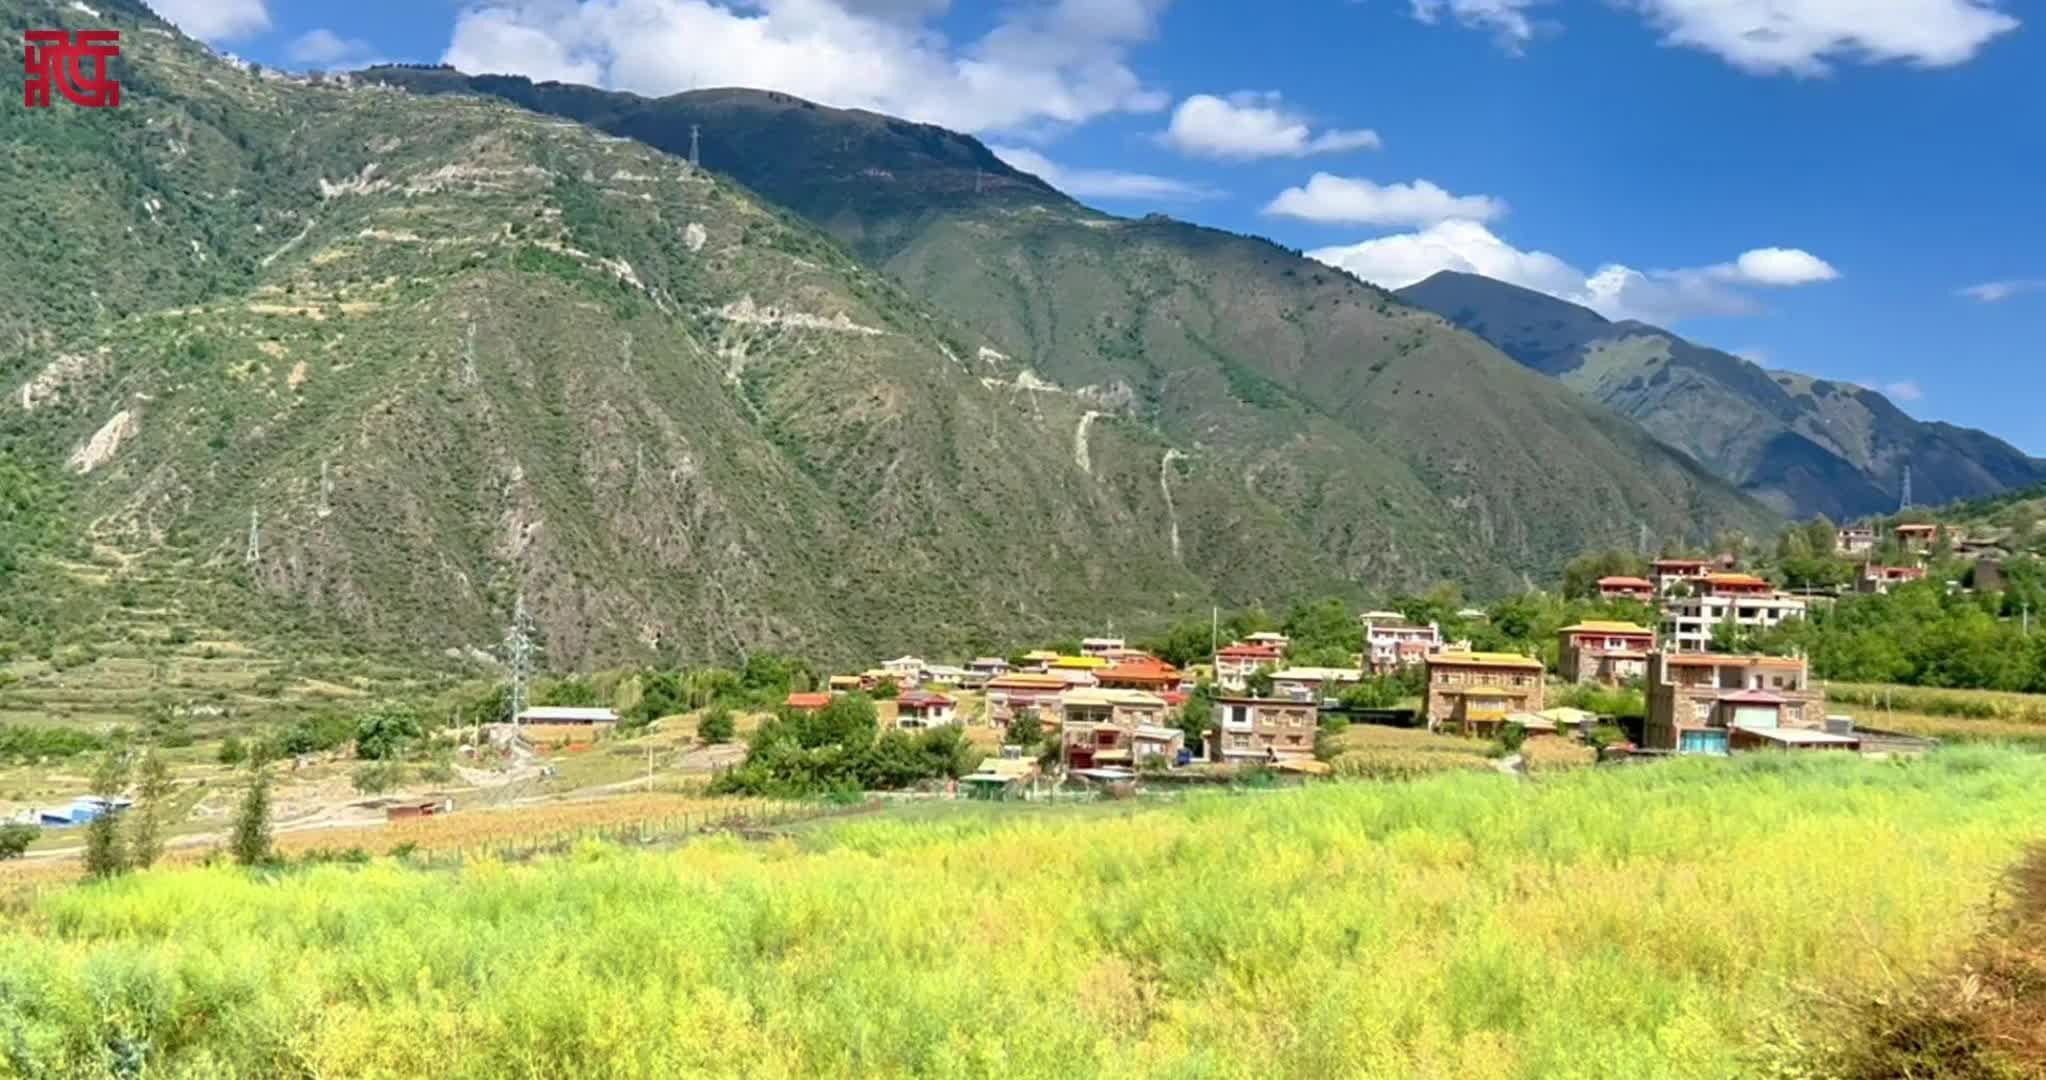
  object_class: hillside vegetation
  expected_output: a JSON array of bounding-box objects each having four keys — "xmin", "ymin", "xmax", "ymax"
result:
[
  {"xmin": 360, "ymin": 71, "xmax": 1782, "ymax": 598},
  {"xmin": 3, "ymin": 753, "xmax": 2044, "ymax": 1076},
  {"xmin": 1397, "ymin": 272, "xmax": 2046, "ymax": 519}
]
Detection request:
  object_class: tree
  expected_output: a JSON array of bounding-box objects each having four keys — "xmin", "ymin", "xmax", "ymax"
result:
[
  {"xmin": 537, "ymin": 677, "xmax": 598, "ymax": 708},
  {"xmin": 1562, "ymin": 550, "xmax": 1647, "ymax": 600},
  {"xmin": 354, "ymin": 705, "xmax": 422, "ymax": 761},
  {"xmin": 1174, "ymin": 684, "xmax": 1217, "ymax": 751},
  {"xmin": 216, "ymin": 734, "xmax": 247, "ymax": 766},
  {"xmin": 634, "ymin": 671, "xmax": 687, "ymax": 728},
  {"xmin": 128, "ymin": 749, "xmax": 173, "ymax": 869},
  {"xmin": 698, "ymin": 705, "xmax": 736, "ymax": 744},
  {"xmin": 1142, "ymin": 617, "xmax": 1219, "ymax": 668},
  {"xmin": 1282, "ymin": 597, "xmax": 1362, "ymax": 655},
  {"xmin": 82, "ymin": 751, "xmax": 128, "ymax": 880},
  {"xmin": 1245, "ymin": 666, "xmax": 1275, "ymax": 699},
  {"xmin": 0, "ymin": 823, "xmax": 36, "ymax": 860},
  {"xmin": 871, "ymin": 677, "xmax": 900, "ymax": 700},
  {"xmin": 232, "ymin": 765, "xmax": 274, "ymax": 867},
  {"xmin": 1006, "ymin": 708, "xmax": 1045, "ymax": 751}
]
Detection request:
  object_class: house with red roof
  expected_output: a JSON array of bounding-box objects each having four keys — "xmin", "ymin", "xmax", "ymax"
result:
[
  {"xmin": 1596, "ymin": 576, "xmax": 1655, "ymax": 602},
  {"xmin": 894, "ymin": 690, "xmax": 957, "ymax": 729}
]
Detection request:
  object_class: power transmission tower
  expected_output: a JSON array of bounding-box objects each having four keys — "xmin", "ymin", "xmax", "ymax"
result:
[
  {"xmin": 502, "ymin": 595, "xmax": 538, "ymax": 732},
  {"xmin": 317, "ymin": 461, "xmax": 333, "ymax": 518},
  {"xmin": 244, "ymin": 509, "xmax": 260, "ymax": 564},
  {"xmin": 689, "ymin": 124, "xmax": 700, "ymax": 168},
  {"xmin": 1638, "ymin": 522, "xmax": 1651, "ymax": 557},
  {"xmin": 1900, "ymin": 465, "xmax": 1913, "ymax": 512}
]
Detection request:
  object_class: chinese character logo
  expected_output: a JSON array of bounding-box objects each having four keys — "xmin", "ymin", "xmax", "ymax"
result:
[{"xmin": 24, "ymin": 30, "xmax": 121, "ymax": 108}]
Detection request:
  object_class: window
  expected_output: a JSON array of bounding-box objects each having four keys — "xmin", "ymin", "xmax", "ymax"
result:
[{"xmin": 1231, "ymin": 734, "xmax": 1250, "ymax": 749}]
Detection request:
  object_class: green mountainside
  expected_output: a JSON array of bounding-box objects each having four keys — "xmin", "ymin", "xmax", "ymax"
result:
[
  {"xmin": 4, "ymin": 0, "xmax": 1391, "ymax": 669},
  {"xmin": 356, "ymin": 72, "xmax": 1779, "ymax": 581},
  {"xmin": 1396, "ymin": 271, "xmax": 2046, "ymax": 521}
]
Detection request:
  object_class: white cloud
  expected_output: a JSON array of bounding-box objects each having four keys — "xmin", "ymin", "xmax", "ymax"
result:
[
  {"xmin": 1159, "ymin": 92, "xmax": 1380, "ymax": 160},
  {"xmin": 1959, "ymin": 278, "xmax": 2046, "ymax": 303},
  {"xmin": 1409, "ymin": 0, "xmax": 2019, "ymax": 75},
  {"xmin": 151, "ymin": 0, "xmax": 270, "ymax": 42},
  {"xmin": 1726, "ymin": 247, "xmax": 1839, "ymax": 286},
  {"xmin": 989, "ymin": 144, "xmax": 1219, "ymax": 203},
  {"xmin": 1263, "ymin": 175, "xmax": 1506, "ymax": 228},
  {"xmin": 286, "ymin": 28, "xmax": 379, "ymax": 68},
  {"xmin": 1409, "ymin": 0, "xmax": 1539, "ymax": 49},
  {"xmin": 1309, "ymin": 219, "xmax": 1837, "ymax": 325},
  {"xmin": 442, "ymin": 0, "xmax": 1172, "ymax": 136},
  {"xmin": 1881, "ymin": 379, "xmax": 1926, "ymax": 402},
  {"xmin": 1625, "ymin": 0, "xmax": 2020, "ymax": 76},
  {"xmin": 1735, "ymin": 346, "xmax": 1771, "ymax": 365}
]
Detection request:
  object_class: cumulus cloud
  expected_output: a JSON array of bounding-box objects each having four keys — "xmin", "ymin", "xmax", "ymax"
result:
[
  {"xmin": 286, "ymin": 29, "xmax": 380, "ymax": 68},
  {"xmin": 1159, "ymin": 93, "xmax": 1380, "ymax": 160},
  {"xmin": 1625, "ymin": 0, "xmax": 2019, "ymax": 76},
  {"xmin": 152, "ymin": 0, "xmax": 270, "ymax": 42},
  {"xmin": 1262, "ymin": 175, "xmax": 1507, "ymax": 228},
  {"xmin": 990, "ymin": 145, "xmax": 1219, "ymax": 203},
  {"xmin": 1959, "ymin": 279, "xmax": 2046, "ymax": 303},
  {"xmin": 1309, "ymin": 219, "xmax": 1837, "ymax": 325},
  {"xmin": 442, "ymin": 0, "xmax": 1172, "ymax": 136},
  {"xmin": 1881, "ymin": 379, "xmax": 1926, "ymax": 402},
  {"xmin": 1408, "ymin": 0, "xmax": 2017, "ymax": 74}
]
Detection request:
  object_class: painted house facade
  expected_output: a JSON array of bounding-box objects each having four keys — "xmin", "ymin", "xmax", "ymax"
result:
[
  {"xmin": 985, "ymin": 673, "xmax": 1070, "ymax": 725},
  {"xmin": 1895, "ymin": 522, "xmax": 1939, "ymax": 553},
  {"xmin": 881, "ymin": 656, "xmax": 926, "ymax": 688},
  {"xmin": 1269, "ymin": 666, "xmax": 1364, "ymax": 703},
  {"xmin": 1058, "ymin": 689, "xmax": 1179, "ymax": 769},
  {"xmin": 1206, "ymin": 697, "xmax": 1319, "ymax": 763},
  {"xmin": 1557, "ymin": 621, "xmax": 1656, "ymax": 685},
  {"xmin": 1359, "ymin": 615, "xmax": 1443, "ymax": 674},
  {"xmin": 1422, "ymin": 652, "xmax": 1545, "ymax": 735},
  {"xmin": 1080, "ymin": 637, "xmax": 1127, "ymax": 657},
  {"xmin": 1644, "ymin": 652, "xmax": 1828, "ymax": 756},
  {"xmin": 1836, "ymin": 526, "xmax": 1876, "ymax": 555},
  {"xmin": 1857, "ymin": 564, "xmax": 1926, "ymax": 595},
  {"xmin": 1652, "ymin": 558, "xmax": 1713, "ymax": 595},
  {"xmin": 1214, "ymin": 643, "xmax": 1283, "ymax": 692},
  {"xmin": 895, "ymin": 690, "xmax": 958, "ymax": 729}
]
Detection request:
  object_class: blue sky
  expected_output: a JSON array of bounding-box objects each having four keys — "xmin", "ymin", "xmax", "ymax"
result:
[{"xmin": 159, "ymin": 0, "xmax": 2045, "ymax": 453}]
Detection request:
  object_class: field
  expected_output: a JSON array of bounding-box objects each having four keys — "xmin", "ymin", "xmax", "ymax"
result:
[
  {"xmin": 1, "ymin": 750, "xmax": 2043, "ymax": 1077},
  {"xmin": 1825, "ymin": 680, "xmax": 2046, "ymax": 746}
]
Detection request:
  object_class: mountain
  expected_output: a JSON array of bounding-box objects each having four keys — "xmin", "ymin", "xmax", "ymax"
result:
[
  {"xmin": 357, "ymin": 73, "xmax": 1780, "ymax": 565},
  {"xmin": 1396, "ymin": 271, "xmax": 2046, "ymax": 521}
]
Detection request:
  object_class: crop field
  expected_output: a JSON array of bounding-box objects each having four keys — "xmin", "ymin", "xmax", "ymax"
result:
[
  {"xmin": 274, "ymin": 794, "xmax": 800, "ymax": 860},
  {"xmin": 2, "ymin": 750, "xmax": 2043, "ymax": 1076}
]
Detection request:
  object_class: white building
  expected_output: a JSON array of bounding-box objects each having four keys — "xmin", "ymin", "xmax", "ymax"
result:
[
  {"xmin": 1079, "ymin": 637, "xmax": 1127, "ymax": 657},
  {"xmin": 1661, "ymin": 593, "xmax": 1808, "ymax": 653},
  {"xmin": 1359, "ymin": 615, "xmax": 1442, "ymax": 674}
]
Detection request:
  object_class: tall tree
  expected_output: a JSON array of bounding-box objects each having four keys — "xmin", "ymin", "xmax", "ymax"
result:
[
  {"xmin": 82, "ymin": 751, "xmax": 129, "ymax": 880},
  {"xmin": 232, "ymin": 764, "xmax": 274, "ymax": 867},
  {"xmin": 128, "ymin": 749, "xmax": 174, "ymax": 869}
]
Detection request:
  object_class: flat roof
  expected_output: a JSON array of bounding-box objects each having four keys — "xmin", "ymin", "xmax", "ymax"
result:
[
  {"xmin": 1561, "ymin": 620, "xmax": 1654, "ymax": 634},
  {"xmin": 1060, "ymin": 688, "xmax": 1165, "ymax": 708},
  {"xmin": 1271, "ymin": 666, "xmax": 1363, "ymax": 681},
  {"xmin": 986, "ymin": 673, "xmax": 1069, "ymax": 689},
  {"xmin": 1663, "ymin": 653, "xmax": 1807, "ymax": 668},
  {"xmin": 1597, "ymin": 576, "xmax": 1654, "ymax": 587},
  {"xmin": 1428, "ymin": 651, "xmax": 1543, "ymax": 669},
  {"xmin": 517, "ymin": 707, "xmax": 618, "ymax": 722},
  {"xmin": 1736, "ymin": 726, "xmax": 1859, "ymax": 745}
]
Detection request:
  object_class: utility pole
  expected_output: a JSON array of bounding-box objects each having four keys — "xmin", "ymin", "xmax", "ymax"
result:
[
  {"xmin": 1210, "ymin": 605, "xmax": 1219, "ymax": 660},
  {"xmin": 244, "ymin": 509, "xmax": 261, "ymax": 564},
  {"xmin": 689, "ymin": 124, "xmax": 701, "ymax": 169}
]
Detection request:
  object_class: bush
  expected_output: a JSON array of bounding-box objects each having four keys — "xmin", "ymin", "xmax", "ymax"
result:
[
  {"xmin": 0, "ymin": 823, "xmax": 37, "ymax": 859},
  {"xmin": 697, "ymin": 706, "xmax": 735, "ymax": 744},
  {"xmin": 352, "ymin": 761, "xmax": 406, "ymax": 795},
  {"xmin": 217, "ymin": 735, "xmax": 247, "ymax": 766},
  {"xmin": 354, "ymin": 706, "xmax": 422, "ymax": 761},
  {"xmin": 233, "ymin": 767, "xmax": 274, "ymax": 867},
  {"xmin": 1497, "ymin": 723, "xmax": 1529, "ymax": 754}
]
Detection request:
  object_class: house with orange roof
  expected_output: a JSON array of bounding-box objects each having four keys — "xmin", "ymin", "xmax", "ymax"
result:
[
  {"xmin": 1214, "ymin": 642, "xmax": 1283, "ymax": 691},
  {"xmin": 984, "ymin": 672, "xmax": 1070, "ymax": 726},
  {"xmin": 1557, "ymin": 621, "xmax": 1656, "ymax": 685},
  {"xmin": 784, "ymin": 692, "xmax": 831, "ymax": 714},
  {"xmin": 1596, "ymin": 576, "xmax": 1655, "ymax": 602},
  {"xmin": 1097, "ymin": 657, "xmax": 1182, "ymax": 692}
]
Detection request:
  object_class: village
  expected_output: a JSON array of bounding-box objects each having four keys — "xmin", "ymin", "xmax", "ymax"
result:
[{"xmin": 445, "ymin": 518, "xmax": 1975, "ymax": 807}]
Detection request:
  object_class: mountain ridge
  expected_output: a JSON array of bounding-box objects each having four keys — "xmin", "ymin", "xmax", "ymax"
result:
[{"xmin": 1394, "ymin": 270, "xmax": 2046, "ymax": 520}]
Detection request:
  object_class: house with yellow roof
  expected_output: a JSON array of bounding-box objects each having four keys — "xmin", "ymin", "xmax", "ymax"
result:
[
  {"xmin": 1423, "ymin": 651, "xmax": 1545, "ymax": 736},
  {"xmin": 1050, "ymin": 654, "xmax": 1111, "ymax": 672},
  {"xmin": 1057, "ymin": 688, "xmax": 1180, "ymax": 769},
  {"xmin": 1557, "ymin": 620, "xmax": 1657, "ymax": 685},
  {"xmin": 984, "ymin": 672, "xmax": 1071, "ymax": 725}
]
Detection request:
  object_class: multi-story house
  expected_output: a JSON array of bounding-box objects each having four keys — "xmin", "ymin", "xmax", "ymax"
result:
[
  {"xmin": 1214, "ymin": 642, "xmax": 1283, "ymax": 691},
  {"xmin": 880, "ymin": 656, "xmax": 926, "ymax": 688},
  {"xmin": 1836, "ymin": 526, "xmax": 1876, "ymax": 555},
  {"xmin": 962, "ymin": 657, "xmax": 1012, "ymax": 689},
  {"xmin": 1662, "ymin": 590, "xmax": 1808, "ymax": 652},
  {"xmin": 1597, "ymin": 576, "xmax": 1656, "ymax": 602},
  {"xmin": 984, "ymin": 673, "xmax": 1070, "ymax": 725},
  {"xmin": 1422, "ymin": 652, "xmax": 1545, "ymax": 735},
  {"xmin": 1080, "ymin": 636, "xmax": 1127, "ymax": 658},
  {"xmin": 1557, "ymin": 621, "xmax": 1656, "ymax": 685},
  {"xmin": 1058, "ymin": 689, "xmax": 1180, "ymax": 769},
  {"xmin": 1895, "ymin": 522, "xmax": 1939, "ymax": 553},
  {"xmin": 1644, "ymin": 652, "xmax": 1838, "ymax": 755},
  {"xmin": 1359, "ymin": 615, "xmax": 1443, "ymax": 674},
  {"xmin": 1857, "ymin": 564, "xmax": 1926, "ymax": 595},
  {"xmin": 1243, "ymin": 631, "xmax": 1291, "ymax": 654},
  {"xmin": 1206, "ymin": 697, "xmax": 1319, "ymax": 764},
  {"xmin": 1652, "ymin": 558, "xmax": 1713, "ymax": 595}
]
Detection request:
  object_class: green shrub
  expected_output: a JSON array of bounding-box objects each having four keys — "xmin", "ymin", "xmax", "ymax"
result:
[
  {"xmin": 0, "ymin": 823, "xmax": 37, "ymax": 859},
  {"xmin": 697, "ymin": 706, "xmax": 735, "ymax": 744}
]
